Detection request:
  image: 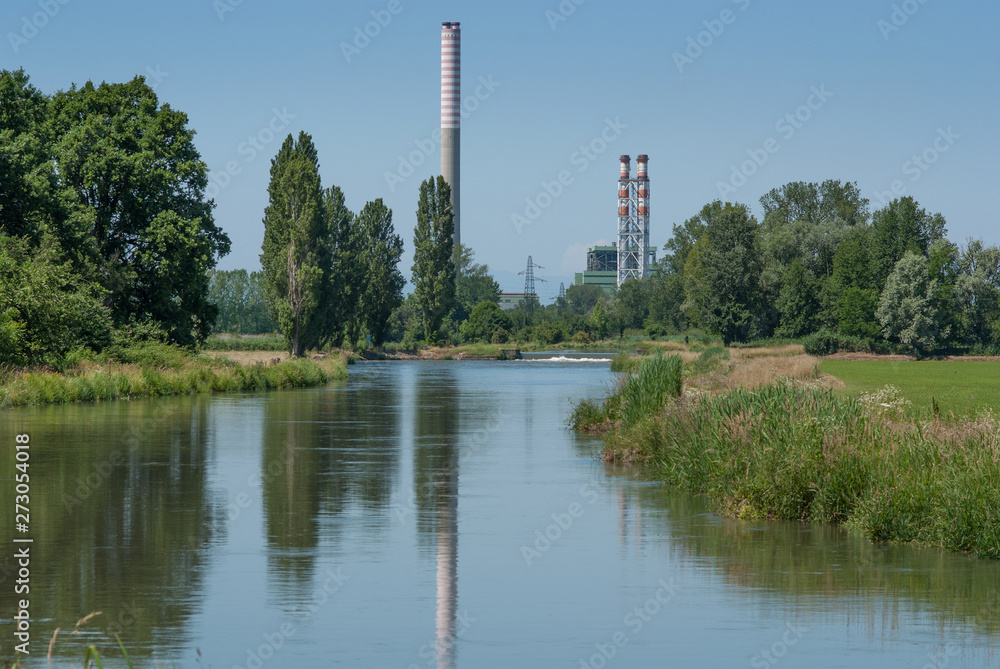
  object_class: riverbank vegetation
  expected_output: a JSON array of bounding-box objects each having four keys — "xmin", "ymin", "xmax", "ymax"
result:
[
  {"xmin": 574, "ymin": 350, "xmax": 1000, "ymax": 559},
  {"xmin": 0, "ymin": 342, "xmax": 347, "ymax": 408}
]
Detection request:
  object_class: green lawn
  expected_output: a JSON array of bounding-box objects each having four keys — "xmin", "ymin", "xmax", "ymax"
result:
[{"xmin": 820, "ymin": 360, "xmax": 1000, "ymax": 415}]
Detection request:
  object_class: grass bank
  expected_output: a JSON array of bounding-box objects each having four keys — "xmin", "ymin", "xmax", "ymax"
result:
[
  {"xmin": 822, "ymin": 359, "xmax": 1000, "ymax": 415},
  {"xmin": 0, "ymin": 344, "xmax": 347, "ymax": 408},
  {"xmin": 574, "ymin": 350, "xmax": 1000, "ymax": 559}
]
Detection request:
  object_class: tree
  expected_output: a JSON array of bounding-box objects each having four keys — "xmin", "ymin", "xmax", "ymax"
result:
[
  {"xmin": 564, "ymin": 284, "xmax": 605, "ymax": 316},
  {"xmin": 661, "ymin": 201, "xmax": 720, "ymax": 275},
  {"xmin": 870, "ymin": 197, "xmax": 945, "ymax": 290},
  {"xmin": 683, "ymin": 204, "xmax": 763, "ymax": 345},
  {"xmin": 837, "ymin": 288, "xmax": 881, "ymax": 339},
  {"xmin": 876, "ymin": 251, "xmax": 948, "ymax": 353},
  {"xmin": 760, "ymin": 180, "xmax": 868, "ymax": 229},
  {"xmin": 0, "ymin": 69, "xmax": 64, "ymax": 248},
  {"xmin": 412, "ymin": 177, "xmax": 456, "ymax": 343},
  {"xmin": 208, "ymin": 269, "xmax": 278, "ymax": 334},
  {"xmin": 616, "ymin": 278, "xmax": 649, "ymax": 330},
  {"xmin": 645, "ymin": 272, "xmax": 687, "ymax": 333},
  {"xmin": 319, "ymin": 185, "xmax": 357, "ymax": 347},
  {"xmin": 460, "ymin": 301, "xmax": 512, "ymax": 343},
  {"xmin": 589, "ymin": 301, "xmax": 610, "ymax": 340},
  {"xmin": 0, "ymin": 233, "xmax": 112, "ymax": 366},
  {"xmin": 452, "ymin": 244, "xmax": 500, "ymax": 323},
  {"xmin": 356, "ymin": 199, "xmax": 404, "ymax": 346},
  {"xmin": 260, "ymin": 133, "xmax": 330, "ymax": 357},
  {"xmin": 952, "ymin": 240, "xmax": 1000, "ymax": 347},
  {"xmin": 50, "ymin": 75, "xmax": 230, "ymax": 344},
  {"xmin": 774, "ymin": 260, "xmax": 818, "ymax": 338}
]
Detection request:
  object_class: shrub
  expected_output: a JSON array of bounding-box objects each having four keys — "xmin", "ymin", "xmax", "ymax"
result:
[
  {"xmin": 610, "ymin": 352, "xmax": 639, "ymax": 373},
  {"xmin": 801, "ymin": 330, "xmax": 891, "ymax": 356},
  {"xmin": 533, "ymin": 320, "xmax": 567, "ymax": 345},
  {"xmin": 202, "ymin": 335, "xmax": 286, "ymax": 351},
  {"xmin": 644, "ymin": 323, "xmax": 669, "ymax": 340},
  {"xmin": 102, "ymin": 341, "xmax": 190, "ymax": 369}
]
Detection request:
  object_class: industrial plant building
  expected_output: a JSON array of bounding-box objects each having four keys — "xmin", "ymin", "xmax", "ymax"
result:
[{"xmin": 573, "ymin": 245, "xmax": 618, "ymax": 294}]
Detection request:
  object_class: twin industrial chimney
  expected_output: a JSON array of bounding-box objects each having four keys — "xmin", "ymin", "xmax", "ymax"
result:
[
  {"xmin": 617, "ymin": 154, "xmax": 651, "ymax": 287},
  {"xmin": 441, "ymin": 22, "xmax": 461, "ymax": 247}
]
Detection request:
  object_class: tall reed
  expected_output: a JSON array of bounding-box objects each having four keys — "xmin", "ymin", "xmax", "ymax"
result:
[{"xmin": 600, "ymin": 382, "xmax": 1000, "ymax": 558}]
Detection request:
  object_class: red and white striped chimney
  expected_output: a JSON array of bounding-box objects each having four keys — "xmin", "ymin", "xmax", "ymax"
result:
[
  {"xmin": 441, "ymin": 22, "xmax": 461, "ymax": 247},
  {"xmin": 636, "ymin": 154, "xmax": 649, "ymax": 217}
]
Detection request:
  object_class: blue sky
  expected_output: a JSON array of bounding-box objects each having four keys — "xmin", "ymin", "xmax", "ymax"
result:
[{"xmin": 3, "ymin": 0, "xmax": 998, "ymax": 300}]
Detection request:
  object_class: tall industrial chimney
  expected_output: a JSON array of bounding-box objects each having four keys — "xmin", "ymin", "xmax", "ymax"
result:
[
  {"xmin": 441, "ymin": 22, "xmax": 461, "ymax": 248},
  {"xmin": 636, "ymin": 155, "xmax": 651, "ymax": 272}
]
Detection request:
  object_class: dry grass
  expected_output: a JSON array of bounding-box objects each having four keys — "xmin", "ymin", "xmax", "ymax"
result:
[
  {"xmin": 204, "ymin": 350, "xmax": 289, "ymax": 365},
  {"xmin": 731, "ymin": 344, "xmax": 806, "ymax": 358},
  {"xmin": 687, "ymin": 352, "xmax": 839, "ymax": 393},
  {"xmin": 725, "ymin": 354, "xmax": 821, "ymax": 389},
  {"xmin": 638, "ymin": 340, "xmax": 690, "ymax": 352}
]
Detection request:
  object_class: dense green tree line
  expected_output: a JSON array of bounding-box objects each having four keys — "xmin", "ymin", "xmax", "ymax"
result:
[
  {"xmin": 206, "ymin": 269, "xmax": 277, "ymax": 334},
  {"xmin": 5, "ymin": 65, "xmax": 993, "ymax": 359},
  {"xmin": 441, "ymin": 180, "xmax": 999, "ymax": 354},
  {"xmin": 578, "ymin": 181, "xmax": 999, "ymax": 353}
]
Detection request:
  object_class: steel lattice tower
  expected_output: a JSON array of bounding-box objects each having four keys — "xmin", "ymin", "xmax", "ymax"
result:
[
  {"xmin": 519, "ymin": 256, "xmax": 545, "ymax": 313},
  {"xmin": 617, "ymin": 154, "xmax": 650, "ymax": 287}
]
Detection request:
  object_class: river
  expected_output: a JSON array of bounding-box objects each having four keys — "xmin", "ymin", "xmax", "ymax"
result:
[{"xmin": 2, "ymin": 360, "xmax": 1000, "ymax": 667}]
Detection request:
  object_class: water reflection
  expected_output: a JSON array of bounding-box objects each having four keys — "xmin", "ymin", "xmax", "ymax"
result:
[
  {"xmin": 3, "ymin": 362, "xmax": 1000, "ymax": 667},
  {"xmin": 412, "ymin": 368, "xmax": 460, "ymax": 669},
  {"xmin": 261, "ymin": 376, "xmax": 400, "ymax": 599},
  {"xmin": 0, "ymin": 397, "xmax": 224, "ymax": 661},
  {"xmin": 599, "ymin": 464, "xmax": 1000, "ymax": 644}
]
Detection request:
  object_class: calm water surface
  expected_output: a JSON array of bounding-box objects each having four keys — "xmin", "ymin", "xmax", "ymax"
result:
[{"xmin": 3, "ymin": 360, "xmax": 1000, "ymax": 667}]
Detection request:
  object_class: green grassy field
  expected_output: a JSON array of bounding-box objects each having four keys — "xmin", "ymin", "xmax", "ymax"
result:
[{"xmin": 821, "ymin": 360, "xmax": 1000, "ymax": 415}]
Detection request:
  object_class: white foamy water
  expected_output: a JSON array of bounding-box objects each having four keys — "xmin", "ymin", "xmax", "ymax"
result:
[{"xmin": 521, "ymin": 355, "xmax": 613, "ymax": 363}]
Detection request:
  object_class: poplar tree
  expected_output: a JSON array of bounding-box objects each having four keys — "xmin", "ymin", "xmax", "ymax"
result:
[
  {"xmin": 411, "ymin": 176, "xmax": 456, "ymax": 343},
  {"xmin": 260, "ymin": 132, "xmax": 331, "ymax": 357},
  {"xmin": 355, "ymin": 199, "xmax": 404, "ymax": 346}
]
